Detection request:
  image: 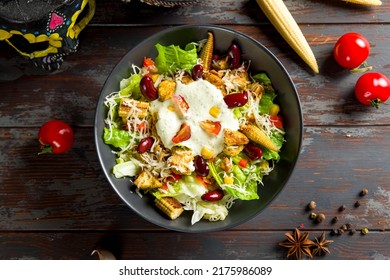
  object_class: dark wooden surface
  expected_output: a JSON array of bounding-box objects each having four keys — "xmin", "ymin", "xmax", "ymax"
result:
[{"xmin": 1, "ymin": 0, "xmax": 389, "ymax": 260}]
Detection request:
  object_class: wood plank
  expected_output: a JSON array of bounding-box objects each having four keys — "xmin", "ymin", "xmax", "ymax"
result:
[
  {"xmin": 1, "ymin": 25, "xmax": 390, "ymax": 127},
  {"xmin": 1, "ymin": 126, "xmax": 389, "ymax": 231},
  {"xmin": 0, "ymin": 231, "xmax": 389, "ymax": 260},
  {"xmin": 92, "ymin": 0, "xmax": 390, "ymax": 25}
]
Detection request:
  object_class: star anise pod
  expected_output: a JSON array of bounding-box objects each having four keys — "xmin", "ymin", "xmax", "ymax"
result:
[
  {"xmin": 279, "ymin": 228, "xmax": 315, "ymax": 259},
  {"xmin": 312, "ymin": 232, "xmax": 333, "ymax": 256}
]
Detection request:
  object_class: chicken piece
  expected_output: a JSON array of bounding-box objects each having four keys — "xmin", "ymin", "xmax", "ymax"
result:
[
  {"xmin": 134, "ymin": 170, "xmax": 162, "ymax": 190},
  {"xmin": 158, "ymin": 80, "xmax": 176, "ymax": 101},
  {"xmin": 223, "ymin": 145, "xmax": 245, "ymax": 157},
  {"xmin": 203, "ymin": 70, "xmax": 227, "ymax": 95},
  {"xmin": 168, "ymin": 146, "xmax": 194, "ymax": 175},
  {"xmin": 181, "ymin": 73, "xmax": 194, "ymax": 85},
  {"xmin": 224, "ymin": 129, "xmax": 249, "ymax": 146},
  {"xmin": 230, "ymin": 69, "xmax": 249, "ymax": 90},
  {"xmin": 248, "ymin": 82, "xmax": 264, "ymax": 97}
]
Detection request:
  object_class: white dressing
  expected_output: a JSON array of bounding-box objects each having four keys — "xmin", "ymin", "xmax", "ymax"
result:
[{"xmin": 152, "ymin": 79, "xmax": 239, "ymax": 156}]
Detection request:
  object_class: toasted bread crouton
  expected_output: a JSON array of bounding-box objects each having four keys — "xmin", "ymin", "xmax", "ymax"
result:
[
  {"xmin": 158, "ymin": 80, "xmax": 176, "ymax": 101},
  {"xmin": 168, "ymin": 146, "xmax": 194, "ymax": 175},
  {"xmin": 134, "ymin": 171, "xmax": 162, "ymax": 190}
]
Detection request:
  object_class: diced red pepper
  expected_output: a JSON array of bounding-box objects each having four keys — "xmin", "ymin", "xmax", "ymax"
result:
[{"xmin": 238, "ymin": 158, "xmax": 248, "ymax": 168}]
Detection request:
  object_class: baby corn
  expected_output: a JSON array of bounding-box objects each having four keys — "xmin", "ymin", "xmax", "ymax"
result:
[
  {"xmin": 255, "ymin": 0, "xmax": 319, "ymax": 73},
  {"xmin": 200, "ymin": 31, "xmax": 214, "ymax": 71},
  {"xmin": 155, "ymin": 197, "xmax": 184, "ymax": 220},
  {"xmin": 342, "ymin": 0, "xmax": 382, "ymax": 6},
  {"xmin": 240, "ymin": 124, "xmax": 280, "ymax": 152}
]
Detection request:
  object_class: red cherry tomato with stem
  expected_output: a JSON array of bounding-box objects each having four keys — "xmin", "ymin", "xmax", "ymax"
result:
[
  {"xmin": 38, "ymin": 120, "xmax": 74, "ymax": 154},
  {"xmin": 333, "ymin": 32, "xmax": 371, "ymax": 70},
  {"xmin": 354, "ymin": 72, "xmax": 390, "ymax": 108}
]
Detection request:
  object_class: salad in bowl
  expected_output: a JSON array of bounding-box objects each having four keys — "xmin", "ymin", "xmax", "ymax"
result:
[
  {"xmin": 101, "ymin": 31, "xmax": 285, "ymax": 225},
  {"xmin": 95, "ymin": 25, "xmax": 302, "ymax": 232}
]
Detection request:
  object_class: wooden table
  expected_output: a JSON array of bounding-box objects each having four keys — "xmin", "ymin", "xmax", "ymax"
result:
[{"xmin": 1, "ymin": 0, "xmax": 389, "ymax": 260}]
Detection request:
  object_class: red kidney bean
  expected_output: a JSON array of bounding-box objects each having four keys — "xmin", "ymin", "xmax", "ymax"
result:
[
  {"xmin": 140, "ymin": 76, "xmax": 158, "ymax": 101},
  {"xmin": 194, "ymin": 155, "xmax": 209, "ymax": 177},
  {"xmin": 137, "ymin": 137, "xmax": 154, "ymax": 153},
  {"xmin": 228, "ymin": 43, "xmax": 242, "ymax": 69},
  {"xmin": 202, "ymin": 190, "xmax": 224, "ymax": 202},
  {"xmin": 223, "ymin": 91, "xmax": 248, "ymax": 108},
  {"xmin": 244, "ymin": 142, "xmax": 262, "ymax": 160},
  {"xmin": 191, "ymin": 64, "xmax": 203, "ymax": 80}
]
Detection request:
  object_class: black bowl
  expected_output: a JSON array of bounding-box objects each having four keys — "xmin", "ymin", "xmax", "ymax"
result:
[{"xmin": 94, "ymin": 25, "xmax": 303, "ymax": 232}]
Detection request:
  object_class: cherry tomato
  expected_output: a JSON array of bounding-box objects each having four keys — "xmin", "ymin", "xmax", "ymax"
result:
[
  {"xmin": 38, "ymin": 120, "xmax": 74, "ymax": 154},
  {"xmin": 354, "ymin": 72, "xmax": 390, "ymax": 108},
  {"xmin": 333, "ymin": 32, "xmax": 370, "ymax": 69}
]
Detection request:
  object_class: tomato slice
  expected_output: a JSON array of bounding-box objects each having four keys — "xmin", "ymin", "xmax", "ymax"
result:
[
  {"xmin": 172, "ymin": 122, "xmax": 191, "ymax": 144},
  {"xmin": 199, "ymin": 120, "xmax": 222, "ymax": 135},
  {"xmin": 270, "ymin": 115, "xmax": 283, "ymax": 129}
]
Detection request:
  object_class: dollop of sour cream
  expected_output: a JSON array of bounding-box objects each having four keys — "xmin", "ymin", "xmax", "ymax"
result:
[{"xmin": 151, "ymin": 79, "xmax": 239, "ymax": 156}]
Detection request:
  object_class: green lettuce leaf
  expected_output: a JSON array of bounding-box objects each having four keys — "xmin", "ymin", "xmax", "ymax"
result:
[
  {"xmin": 113, "ymin": 160, "xmax": 140, "ymax": 178},
  {"xmin": 119, "ymin": 73, "xmax": 142, "ymax": 99},
  {"xmin": 155, "ymin": 43, "xmax": 198, "ymax": 74},
  {"xmin": 103, "ymin": 127, "xmax": 131, "ymax": 149},
  {"xmin": 262, "ymin": 131, "xmax": 284, "ymax": 161}
]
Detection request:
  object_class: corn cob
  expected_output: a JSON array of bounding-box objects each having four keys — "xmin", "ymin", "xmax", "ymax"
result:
[
  {"xmin": 342, "ymin": 0, "xmax": 382, "ymax": 6},
  {"xmin": 240, "ymin": 124, "xmax": 280, "ymax": 152},
  {"xmin": 155, "ymin": 197, "xmax": 184, "ymax": 220},
  {"xmin": 118, "ymin": 98, "xmax": 149, "ymax": 119},
  {"xmin": 200, "ymin": 31, "xmax": 214, "ymax": 71},
  {"xmin": 255, "ymin": 0, "xmax": 319, "ymax": 73}
]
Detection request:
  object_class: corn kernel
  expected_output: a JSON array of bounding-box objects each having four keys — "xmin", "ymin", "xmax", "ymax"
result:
[
  {"xmin": 167, "ymin": 105, "xmax": 175, "ymax": 111},
  {"xmin": 269, "ymin": 104, "xmax": 280, "ymax": 116},
  {"xmin": 151, "ymin": 74, "xmax": 159, "ymax": 83},
  {"xmin": 259, "ymin": 160, "xmax": 269, "ymax": 170},
  {"xmin": 224, "ymin": 175, "xmax": 234, "ymax": 185},
  {"xmin": 201, "ymin": 146, "xmax": 214, "ymax": 159},
  {"xmin": 209, "ymin": 106, "xmax": 221, "ymax": 118}
]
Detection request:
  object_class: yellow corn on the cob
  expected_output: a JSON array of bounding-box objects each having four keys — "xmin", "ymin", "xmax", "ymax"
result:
[
  {"xmin": 118, "ymin": 98, "xmax": 149, "ymax": 119},
  {"xmin": 155, "ymin": 197, "xmax": 184, "ymax": 220},
  {"xmin": 240, "ymin": 124, "xmax": 280, "ymax": 152},
  {"xmin": 200, "ymin": 31, "xmax": 214, "ymax": 71},
  {"xmin": 256, "ymin": 0, "xmax": 319, "ymax": 73},
  {"xmin": 342, "ymin": 0, "xmax": 382, "ymax": 6}
]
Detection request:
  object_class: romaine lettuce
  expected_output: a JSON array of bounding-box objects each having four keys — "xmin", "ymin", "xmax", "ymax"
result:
[{"xmin": 155, "ymin": 43, "xmax": 198, "ymax": 74}]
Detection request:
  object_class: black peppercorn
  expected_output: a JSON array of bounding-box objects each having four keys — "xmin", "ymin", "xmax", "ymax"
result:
[
  {"xmin": 360, "ymin": 188, "xmax": 369, "ymax": 196},
  {"xmin": 354, "ymin": 200, "xmax": 361, "ymax": 208},
  {"xmin": 346, "ymin": 223, "xmax": 352, "ymax": 230},
  {"xmin": 330, "ymin": 229, "xmax": 338, "ymax": 236},
  {"xmin": 349, "ymin": 229, "xmax": 356, "ymax": 235},
  {"xmin": 340, "ymin": 224, "xmax": 348, "ymax": 231},
  {"xmin": 316, "ymin": 213, "xmax": 326, "ymax": 223},
  {"xmin": 331, "ymin": 216, "xmax": 339, "ymax": 224},
  {"xmin": 307, "ymin": 200, "xmax": 317, "ymax": 210},
  {"xmin": 339, "ymin": 205, "xmax": 346, "ymax": 212},
  {"xmin": 337, "ymin": 228, "xmax": 344, "ymax": 235}
]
